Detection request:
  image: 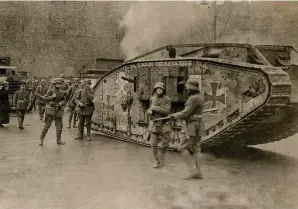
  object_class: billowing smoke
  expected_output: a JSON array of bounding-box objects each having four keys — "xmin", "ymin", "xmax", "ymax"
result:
[
  {"xmin": 119, "ymin": 1, "xmax": 283, "ymax": 60},
  {"xmin": 119, "ymin": 1, "xmax": 209, "ymax": 60}
]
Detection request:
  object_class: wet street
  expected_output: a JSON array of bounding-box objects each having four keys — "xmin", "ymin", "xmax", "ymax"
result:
[{"xmin": 1, "ymin": 111, "xmax": 298, "ymax": 209}]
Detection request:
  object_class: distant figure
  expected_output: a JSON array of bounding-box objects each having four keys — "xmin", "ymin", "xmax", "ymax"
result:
[
  {"xmin": 0, "ymin": 80, "xmax": 10, "ymax": 127},
  {"xmin": 66, "ymin": 78, "xmax": 80, "ymax": 128},
  {"xmin": 13, "ymin": 81, "xmax": 30, "ymax": 129},
  {"xmin": 74, "ymin": 79, "xmax": 94, "ymax": 141},
  {"xmin": 167, "ymin": 45, "xmax": 177, "ymax": 58},
  {"xmin": 59, "ymin": 74, "xmax": 69, "ymax": 91},
  {"xmin": 35, "ymin": 79, "xmax": 48, "ymax": 120}
]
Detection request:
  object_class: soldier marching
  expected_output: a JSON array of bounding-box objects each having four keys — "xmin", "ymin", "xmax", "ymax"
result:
[
  {"xmin": 39, "ymin": 77, "xmax": 66, "ymax": 146},
  {"xmin": 35, "ymin": 79, "xmax": 48, "ymax": 120},
  {"xmin": 66, "ymin": 78, "xmax": 80, "ymax": 128},
  {"xmin": 13, "ymin": 80, "xmax": 30, "ymax": 129},
  {"xmin": 5, "ymin": 73, "xmax": 205, "ymax": 181},
  {"xmin": 74, "ymin": 78, "xmax": 95, "ymax": 141}
]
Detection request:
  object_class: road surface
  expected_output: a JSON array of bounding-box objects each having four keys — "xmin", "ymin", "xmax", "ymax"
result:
[{"xmin": 1, "ymin": 111, "xmax": 298, "ymax": 209}]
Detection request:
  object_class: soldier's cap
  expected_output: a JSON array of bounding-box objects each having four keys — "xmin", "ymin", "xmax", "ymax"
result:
[
  {"xmin": 51, "ymin": 77, "xmax": 63, "ymax": 84},
  {"xmin": 74, "ymin": 78, "xmax": 80, "ymax": 81},
  {"xmin": 35, "ymin": 80, "xmax": 39, "ymax": 82},
  {"xmin": 59, "ymin": 74, "xmax": 65, "ymax": 78},
  {"xmin": 41, "ymin": 79, "xmax": 46, "ymax": 82},
  {"xmin": 185, "ymin": 78, "xmax": 200, "ymax": 91},
  {"xmin": 153, "ymin": 82, "xmax": 165, "ymax": 91}
]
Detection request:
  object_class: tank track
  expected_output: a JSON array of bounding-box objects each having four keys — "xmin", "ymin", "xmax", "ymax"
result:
[
  {"xmin": 92, "ymin": 59, "xmax": 292, "ymax": 150},
  {"xmin": 201, "ymin": 66, "xmax": 292, "ymax": 149},
  {"xmin": 240, "ymin": 103, "xmax": 298, "ymax": 146}
]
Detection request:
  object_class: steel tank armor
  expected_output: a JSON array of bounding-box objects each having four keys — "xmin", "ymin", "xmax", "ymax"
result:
[{"xmin": 91, "ymin": 43, "xmax": 298, "ymax": 150}]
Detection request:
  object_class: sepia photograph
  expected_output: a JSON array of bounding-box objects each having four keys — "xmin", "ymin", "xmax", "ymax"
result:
[{"xmin": 1, "ymin": 0, "xmax": 298, "ymax": 208}]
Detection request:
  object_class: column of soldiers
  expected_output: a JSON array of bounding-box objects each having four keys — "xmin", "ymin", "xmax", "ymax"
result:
[{"xmin": 3, "ymin": 74, "xmax": 204, "ymax": 180}]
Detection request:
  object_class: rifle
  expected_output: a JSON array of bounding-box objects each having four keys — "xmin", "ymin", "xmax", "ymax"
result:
[{"xmin": 151, "ymin": 108, "xmax": 219, "ymax": 122}]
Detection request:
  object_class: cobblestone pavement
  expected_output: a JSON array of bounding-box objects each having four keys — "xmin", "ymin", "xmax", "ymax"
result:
[{"xmin": 1, "ymin": 111, "xmax": 298, "ymax": 209}]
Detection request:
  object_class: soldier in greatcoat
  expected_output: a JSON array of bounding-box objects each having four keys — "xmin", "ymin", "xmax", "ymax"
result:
[
  {"xmin": 13, "ymin": 81, "xmax": 30, "ymax": 129},
  {"xmin": 39, "ymin": 78, "xmax": 66, "ymax": 146},
  {"xmin": 147, "ymin": 82, "xmax": 172, "ymax": 168},
  {"xmin": 66, "ymin": 78, "xmax": 80, "ymax": 128},
  {"xmin": 0, "ymin": 80, "xmax": 10, "ymax": 127},
  {"xmin": 169, "ymin": 78, "xmax": 204, "ymax": 180},
  {"xmin": 74, "ymin": 79, "xmax": 94, "ymax": 141},
  {"xmin": 35, "ymin": 79, "xmax": 48, "ymax": 120}
]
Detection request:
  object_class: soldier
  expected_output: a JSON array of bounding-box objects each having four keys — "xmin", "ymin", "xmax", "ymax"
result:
[
  {"xmin": 13, "ymin": 81, "xmax": 30, "ymax": 129},
  {"xmin": 66, "ymin": 78, "xmax": 80, "ymax": 128},
  {"xmin": 147, "ymin": 82, "xmax": 171, "ymax": 168},
  {"xmin": 74, "ymin": 79, "xmax": 94, "ymax": 141},
  {"xmin": 35, "ymin": 79, "xmax": 48, "ymax": 120},
  {"xmin": 0, "ymin": 80, "xmax": 10, "ymax": 127},
  {"xmin": 39, "ymin": 78, "xmax": 66, "ymax": 146},
  {"xmin": 32, "ymin": 79, "xmax": 40, "ymax": 110},
  {"xmin": 169, "ymin": 78, "xmax": 204, "ymax": 180},
  {"xmin": 59, "ymin": 74, "xmax": 69, "ymax": 92}
]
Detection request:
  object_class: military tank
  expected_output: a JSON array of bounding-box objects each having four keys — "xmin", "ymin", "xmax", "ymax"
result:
[{"xmin": 91, "ymin": 43, "xmax": 298, "ymax": 150}]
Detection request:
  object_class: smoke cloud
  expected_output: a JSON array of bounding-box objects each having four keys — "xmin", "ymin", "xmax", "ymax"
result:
[
  {"xmin": 119, "ymin": 2, "xmax": 209, "ymax": 60},
  {"xmin": 118, "ymin": 1, "xmax": 293, "ymax": 60}
]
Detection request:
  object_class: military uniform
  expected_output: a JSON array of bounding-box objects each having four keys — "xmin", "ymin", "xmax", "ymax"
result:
[
  {"xmin": 0, "ymin": 81, "xmax": 10, "ymax": 127},
  {"xmin": 74, "ymin": 79, "xmax": 94, "ymax": 141},
  {"xmin": 59, "ymin": 74, "xmax": 69, "ymax": 92},
  {"xmin": 66, "ymin": 78, "xmax": 80, "ymax": 128},
  {"xmin": 35, "ymin": 79, "xmax": 48, "ymax": 120},
  {"xmin": 148, "ymin": 82, "xmax": 171, "ymax": 168},
  {"xmin": 39, "ymin": 78, "xmax": 66, "ymax": 146},
  {"xmin": 170, "ymin": 78, "xmax": 204, "ymax": 180},
  {"xmin": 13, "ymin": 81, "xmax": 30, "ymax": 129}
]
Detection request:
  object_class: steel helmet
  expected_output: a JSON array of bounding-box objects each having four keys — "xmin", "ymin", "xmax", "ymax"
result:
[
  {"xmin": 0, "ymin": 80, "xmax": 8, "ymax": 86},
  {"xmin": 20, "ymin": 80, "xmax": 27, "ymax": 85},
  {"xmin": 51, "ymin": 77, "xmax": 63, "ymax": 84},
  {"xmin": 153, "ymin": 82, "xmax": 165, "ymax": 91},
  {"xmin": 83, "ymin": 78, "xmax": 91, "ymax": 85},
  {"xmin": 74, "ymin": 78, "xmax": 80, "ymax": 82},
  {"xmin": 185, "ymin": 78, "xmax": 200, "ymax": 91}
]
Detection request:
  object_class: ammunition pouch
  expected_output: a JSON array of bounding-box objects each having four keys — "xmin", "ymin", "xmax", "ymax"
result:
[
  {"xmin": 185, "ymin": 115, "xmax": 204, "ymax": 137},
  {"xmin": 16, "ymin": 100, "xmax": 29, "ymax": 110},
  {"xmin": 46, "ymin": 102, "xmax": 64, "ymax": 117}
]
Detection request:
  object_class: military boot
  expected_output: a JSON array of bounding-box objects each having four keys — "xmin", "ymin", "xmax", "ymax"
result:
[
  {"xmin": 73, "ymin": 114, "xmax": 77, "ymax": 128},
  {"xmin": 18, "ymin": 115, "xmax": 24, "ymax": 129},
  {"xmin": 158, "ymin": 149, "xmax": 166, "ymax": 167},
  {"xmin": 181, "ymin": 152, "xmax": 203, "ymax": 180},
  {"xmin": 86, "ymin": 125, "xmax": 92, "ymax": 141},
  {"xmin": 39, "ymin": 131, "xmax": 47, "ymax": 146},
  {"xmin": 56, "ymin": 130, "xmax": 65, "ymax": 145},
  {"xmin": 152, "ymin": 147, "xmax": 160, "ymax": 168},
  {"xmin": 68, "ymin": 115, "xmax": 72, "ymax": 128},
  {"xmin": 75, "ymin": 125, "xmax": 84, "ymax": 140}
]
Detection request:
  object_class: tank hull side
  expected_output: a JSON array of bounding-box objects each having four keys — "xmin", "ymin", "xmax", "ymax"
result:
[{"xmin": 92, "ymin": 58, "xmax": 291, "ymax": 149}]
